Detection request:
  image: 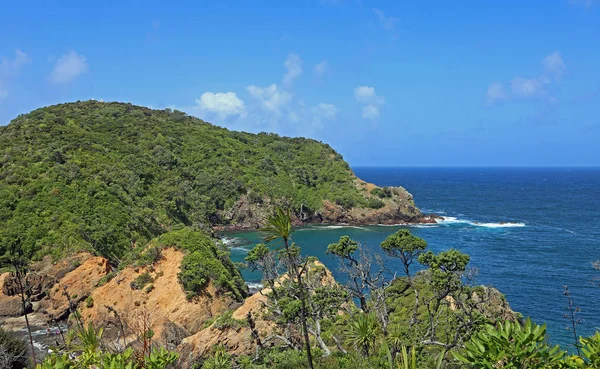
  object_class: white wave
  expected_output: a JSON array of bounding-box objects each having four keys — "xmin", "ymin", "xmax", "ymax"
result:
[
  {"xmin": 307, "ymin": 225, "xmax": 367, "ymax": 230},
  {"xmin": 375, "ymin": 223, "xmax": 439, "ymax": 228},
  {"xmin": 409, "ymin": 224, "xmax": 441, "ymax": 228},
  {"xmin": 246, "ymin": 282, "xmax": 264, "ymax": 293},
  {"xmin": 476, "ymin": 222, "xmax": 526, "ymax": 228},
  {"xmin": 220, "ymin": 237, "xmax": 236, "ymax": 245},
  {"xmin": 436, "ymin": 216, "xmax": 525, "ymax": 228},
  {"xmin": 229, "ymin": 246, "xmax": 250, "ymax": 253}
]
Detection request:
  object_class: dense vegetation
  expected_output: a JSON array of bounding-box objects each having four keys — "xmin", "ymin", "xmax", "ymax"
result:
[{"xmin": 0, "ymin": 101, "xmax": 367, "ymax": 261}]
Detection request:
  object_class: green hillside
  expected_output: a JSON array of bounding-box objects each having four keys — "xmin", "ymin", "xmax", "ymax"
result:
[{"xmin": 0, "ymin": 101, "xmax": 371, "ymax": 260}]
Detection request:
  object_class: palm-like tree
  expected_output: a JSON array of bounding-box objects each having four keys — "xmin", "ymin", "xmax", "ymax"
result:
[
  {"xmin": 346, "ymin": 312, "xmax": 379, "ymax": 357},
  {"xmin": 262, "ymin": 207, "xmax": 314, "ymax": 369}
]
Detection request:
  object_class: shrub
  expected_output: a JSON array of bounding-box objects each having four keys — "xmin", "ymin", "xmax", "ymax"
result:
[
  {"xmin": 96, "ymin": 272, "xmax": 116, "ymax": 287},
  {"xmin": 130, "ymin": 272, "xmax": 153, "ymax": 290},
  {"xmin": 366, "ymin": 198, "xmax": 385, "ymax": 209},
  {"xmin": 211, "ymin": 311, "xmax": 247, "ymax": 330},
  {"xmin": 138, "ymin": 246, "xmax": 163, "ymax": 266},
  {"xmin": 85, "ymin": 296, "xmax": 94, "ymax": 308},
  {"xmin": 370, "ymin": 187, "xmax": 392, "ymax": 198},
  {"xmin": 158, "ymin": 229, "xmax": 247, "ymax": 301},
  {"xmin": 0, "ymin": 328, "xmax": 28, "ymax": 369}
]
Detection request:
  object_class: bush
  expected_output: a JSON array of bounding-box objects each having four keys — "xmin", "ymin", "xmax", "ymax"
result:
[
  {"xmin": 96, "ymin": 272, "xmax": 116, "ymax": 287},
  {"xmin": 130, "ymin": 272, "xmax": 153, "ymax": 290},
  {"xmin": 0, "ymin": 327, "xmax": 28, "ymax": 369},
  {"xmin": 85, "ymin": 296, "xmax": 94, "ymax": 308},
  {"xmin": 370, "ymin": 187, "xmax": 392, "ymax": 198},
  {"xmin": 138, "ymin": 246, "xmax": 163, "ymax": 266},
  {"xmin": 366, "ymin": 198, "xmax": 385, "ymax": 209},
  {"xmin": 157, "ymin": 229, "xmax": 247, "ymax": 301},
  {"xmin": 211, "ymin": 311, "xmax": 247, "ymax": 330}
]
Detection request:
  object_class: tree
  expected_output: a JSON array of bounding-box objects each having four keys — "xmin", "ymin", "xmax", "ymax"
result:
[
  {"xmin": 0, "ymin": 238, "xmax": 37, "ymax": 366},
  {"xmin": 380, "ymin": 229, "xmax": 427, "ymax": 327},
  {"xmin": 380, "ymin": 229, "xmax": 427, "ymax": 282},
  {"xmin": 245, "ymin": 243, "xmax": 278, "ymax": 291},
  {"xmin": 262, "ymin": 208, "xmax": 314, "ymax": 369},
  {"xmin": 327, "ymin": 236, "xmax": 385, "ymax": 313}
]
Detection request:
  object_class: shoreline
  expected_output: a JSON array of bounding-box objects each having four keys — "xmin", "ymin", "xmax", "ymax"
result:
[{"xmin": 213, "ymin": 214, "xmax": 441, "ymax": 234}]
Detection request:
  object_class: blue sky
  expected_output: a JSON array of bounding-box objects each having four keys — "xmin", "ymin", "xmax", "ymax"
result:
[{"xmin": 1, "ymin": 1, "xmax": 599, "ymax": 166}]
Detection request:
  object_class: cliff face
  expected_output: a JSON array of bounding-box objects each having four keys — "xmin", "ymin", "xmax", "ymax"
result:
[
  {"xmin": 0, "ymin": 248, "xmax": 241, "ymax": 353},
  {"xmin": 215, "ymin": 180, "xmax": 431, "ymax": 231}
]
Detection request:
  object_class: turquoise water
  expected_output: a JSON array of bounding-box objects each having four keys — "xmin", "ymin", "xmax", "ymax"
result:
[{"xmin": 223, "ymin": 167, "xmax": 600, "ymax": 347}]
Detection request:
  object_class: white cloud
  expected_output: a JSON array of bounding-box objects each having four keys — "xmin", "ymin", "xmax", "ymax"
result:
[
  {"xmin": 49, "ymin": 50, "xmax": 88, "ymax": 84},
  {"xmin": 362, "ymin": 105, "xmax": 380, "ymax": 120},
  {"xmin": 313, "ymin": 61, "xmax": 329, "ymax": 78},
  {"xmin": 354, "ymin": 86, "xmax": 385, "ymax": 105},
  {"xmin": 373, "ymin": 8, "xmax": 398, "ymax": 32},
  {"xmin": 0, "ymin": 49, "xmax": 30, "ymax": 100},
  {"xmin": 283, "ymin": 53, "xmax": 302, "ymax": 87},
  {"xmin": 486, "ymin": 83, "xmax": 507, "ymax": 104},
  {"xmin": 247, "ymin": 83, "xmax": 293, "ymax": 116},
  {"xmin": 355, "ymin": 86, "xmax": 384, "ymax": 121},
  {"xmin": 487, "ymin": 51, "xmax": 567, "ymax": 104},
  {"xmin": 312, "ymin": 103, "xmax": 338, "ymax": 119},
  {"xmin": 195, "ymin": 92, "xmax": 246, "ymax": 119},
  {"xmin": 311, "ymin": 102, "xmax": 338, "ymax": 128},
  {"xmin": 511, "ymin": 78, "xmax": 544, "ymax": 98},
  {"xmin": 1, "ymin": 50, "xmax": 30, "ymax": 74},
  {"xmin": 542, "ymin": 51, "xmax": 566, "ymax": 80}
]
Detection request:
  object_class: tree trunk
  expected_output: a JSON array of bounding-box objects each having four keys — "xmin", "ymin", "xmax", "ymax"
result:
[
  {"xmin": 16, "ymin": 271, "xmax": 37, "ymax": 366},
  {"xmin": 284, "ymin": 237, "xmax": 314, "ymax": 369},
  {"xmin": 312, "ymin": 320, "xmax": 331, "ymax": 357},
  {"xmin": 297, "ymin": 271, "xmax": 314, "ymax": 368}
]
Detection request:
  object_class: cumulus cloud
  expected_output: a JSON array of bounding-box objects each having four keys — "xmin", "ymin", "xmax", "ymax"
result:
[
  {"xmin": 373, "ymin": 8, "xmax": 398, "ymax": 32},
  {"xmin": 313, "ymin": 61, "xmax": 329, "ymax": 78},
  {"xmin": 486, "ymin": 83, "xmax": 507, "ymax": 104},
  {"xmin": 486, "ymin": 51, "xmax": 566, "ymax": 104},
  {"xmin": 283, "ymin": 53, "xmax": 302, "ymax": 87},
  {"xmin": 247, "ymin": 83, "xmax": 293, "ymax": 116},
  {"xmin": 311, "ymin": 102, "xmax": 338, "ymax": 128},
  {"xmin": 362, "ymin": 105, "xmax": 380, "ymax": 120},
  {"xmin": 49, "ymin": 50, "xmax": 89, "ymax": 84},
  {"xmin": 511, "ymin": 78, "xmax": 544, "ymax": 98},
  {"xmin": 354, "ymin": 86, "xmax": 384, "ymax": 121},
  {"xmin": 195, "ymin": 92, "xmax": 246, "ymax": 119},
  {"xmin": 543, "ymin": 51, "xmax": 566, "ymax": 80},
  {"xmin": 354, "ymin": 86, "xmax": 385, "ymax": 105},
  {"xmin": 0, "ymin": 49, "xmax": 30, "ymax": 99}
]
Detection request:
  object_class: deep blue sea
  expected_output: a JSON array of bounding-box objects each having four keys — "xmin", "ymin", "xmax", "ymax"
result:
[{"xmin": 224, "ymin": 167, "xmax": 600, "ymax": 347}]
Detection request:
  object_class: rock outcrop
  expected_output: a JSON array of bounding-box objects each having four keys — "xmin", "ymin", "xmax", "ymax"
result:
[
  {"xmin": 216, "ymin": 178, "xmax": 435, "ymax": 232},
  {"xmin": 80, "ymin": 248, "xmax": 239, "ymax": 347},
  {"xmin": 44, "ymin": 256, "xmax": 112, "ymax": 320},
  {"xmin": 0, "ymin": 273, "xmax": 23, "ymax": 317}
]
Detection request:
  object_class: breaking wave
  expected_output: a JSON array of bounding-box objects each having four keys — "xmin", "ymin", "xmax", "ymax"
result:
[{"xmin": 436, "ymin": 216, "xmax": 525, "ymax": 228}]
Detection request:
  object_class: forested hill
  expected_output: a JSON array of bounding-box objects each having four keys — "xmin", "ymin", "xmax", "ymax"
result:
[{"xmin": 0, "ymin": 101, "xmax": 422, "ymax": 260}]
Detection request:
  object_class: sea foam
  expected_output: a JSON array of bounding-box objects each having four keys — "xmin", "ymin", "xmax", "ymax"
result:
[{"xmin": 437, "ymin": 216, "xmax": 525, "ymax": 228}]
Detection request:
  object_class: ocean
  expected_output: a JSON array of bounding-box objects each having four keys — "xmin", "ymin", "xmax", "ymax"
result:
[{"xmin": 223, "ymin": 167, "xmax": 600, "ymax": 347}]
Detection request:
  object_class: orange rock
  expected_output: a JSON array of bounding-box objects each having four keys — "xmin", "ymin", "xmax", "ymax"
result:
[
  {"xmin": 80, "ymin": 248, "xmax": 238, "ymax": 348},
  {"xmin": 45, "ymin": 256, "xmax": 111, "ymax": 319}
]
